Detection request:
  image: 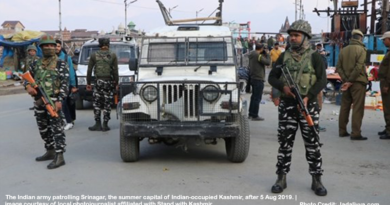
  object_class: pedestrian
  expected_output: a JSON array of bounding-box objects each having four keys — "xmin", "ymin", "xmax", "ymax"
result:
[
  {"xmin": 25, "ymin": 34, "xmax": 69, "ymax": 169},
  {"xmin": 267, "ymin": 36, "xmax": 276, "ymax": 50},
  {"xmin": 242, "ymin": 37, "xmax": 248, "ymax": 54},
  {"xmin": 235, "ymin": 37, "xmax": 243, "ymax": 55},
  {"xmin": 24, "ymin": 45, "xmax": 40, "ymax": 110},
  {"xmin": 336, "ymin": 29, "xmax": 368, "ymax": 140},
  {"xmin": 268, "ymin": 20, "xmax": 327, "ymax": 196},
  {"xmin": 377, "ymin": 31, "xmax": 390, "ymax": 140},
  {"xmin": 248, "ymin": 38, "xmax": 254, "ymax": 52},
  {"xmin": 270, "ymin": 42, "xmax": 282, "ymax": 65},
  {"xmin": 316, "ymin": 43, "xmax": 323, "ymax": 52},
  {"xmin": 248, "ymin": 43, "xmax": 270, "ymax": 121},
  {"xmin": 86, "ymin": 38, "xmax": 119, "ymax": 132},
  {"xmin": 317, "ymin": 49, "xmax": 329, "ymax": 132},
  {"xmin": 55, "ymin": 40, "xmax": 77, "ymax": 131},
  {"xmin": 72, "ymin": 48, "xmax": 80, "ymax": 71}
]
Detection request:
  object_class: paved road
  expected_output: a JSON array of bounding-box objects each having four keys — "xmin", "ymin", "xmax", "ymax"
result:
[{"xmin": 0, "ymin": 93, "xmax": 388, "ymax": 205}]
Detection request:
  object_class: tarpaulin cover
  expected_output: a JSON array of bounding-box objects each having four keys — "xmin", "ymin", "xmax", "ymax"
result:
[
  {"xmin": 11, "ymin": 30, "xmax": 45, "ymax": 42},
  {"xmin": 0, "ymin": 31, "xmax": 44, "ymax": 67}
]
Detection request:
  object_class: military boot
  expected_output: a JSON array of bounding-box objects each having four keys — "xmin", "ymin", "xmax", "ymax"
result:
[
  {"xmin": 102, "ymin": 121, "xmax": 110, "ymax": 132},
  {"xmin": 311, "ymin": 175, "xmax": 327, "ymax": 196},
  {"xmin": 47, "ymin": 152, "xmax": 65, "ymax": 169},
  {"xmin": 271, "ymin": 174, "xmax": 287, "ymax": 193},
  {"xmin": 35, "ymin": 149, "xmax": 55, "ymax": 161},
  {"xmin": 88, "ymin": 120, "xmax": 102, "ymax": 131}
]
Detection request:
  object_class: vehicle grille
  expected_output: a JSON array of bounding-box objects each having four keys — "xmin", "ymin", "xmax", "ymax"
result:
[{"xmin": 162, "ymin": 84, "xmax": 199, "ymax": 119}]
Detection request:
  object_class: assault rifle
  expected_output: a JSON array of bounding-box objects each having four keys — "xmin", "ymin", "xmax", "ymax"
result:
[
  {"xmin": 278, "ymin": 64, "xmax": 322, "ymax": 147},
  {"xmin": 22, "ymin": 71, "xmax": 59, "ymax": 118}
]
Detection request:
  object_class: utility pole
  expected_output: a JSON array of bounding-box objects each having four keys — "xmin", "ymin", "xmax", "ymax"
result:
[
  {"xmin": 169, "ymin": 5, "xmax": 178, "ymax": 17},
  {"xmin": 59, "ymin": 0, "xmax": 63, "ymax": 45},
  {"xmin": 196, "ymin": 8, "xmax": 204, "ymax": 24},
  {"xmin": 124, "ymin": 0, "xmax": 137, "ymax": 34},
  {"xmin": 294, "ymin": 0, "xmax": 304, "ymax": 20},
  {"xmin": 371, "ymin": 0, "xmax": 376, "ymax": 34},
  {"xmin": 295, "ymin": 0, "xmax": 298, "ymax": 21},
  {"xmin": 382, "ymin": 0, "xmax": 389, "ymax": 34}
]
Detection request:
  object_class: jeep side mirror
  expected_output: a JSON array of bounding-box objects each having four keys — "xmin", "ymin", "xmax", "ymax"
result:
[{"xmin": 129, "ymin": 58, "xmax": 138, "ymax": 71}]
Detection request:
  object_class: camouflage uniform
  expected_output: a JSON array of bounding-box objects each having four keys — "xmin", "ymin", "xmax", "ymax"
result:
[
  {"xmin": 87, "ymin": 38, "xmax": 119, "ymax": 131},
  {"xmin": 26, "ymin": 35, "xmax": 69, "ymax": 169},
  {"xmin": 24, "ymin": 45, "xmax": 40, "ymax": 73},
  {"xmin": 31, "ymin": 55, "xmax": 69, "ymax": 153},
  {"xmin": 268, "ymin": 20, "xmax": 328, "ymax": 196}
]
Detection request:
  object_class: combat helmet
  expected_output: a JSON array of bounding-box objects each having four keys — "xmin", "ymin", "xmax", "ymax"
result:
[
  {"xmin": 26, "ymin": 45, "xmax": 37, "ymax": 52},
  {"xmin": 39, "ymin": 34, "xmax": 56, "ymax": 47},
  {"xmin": 287, "ymin": 20, "xmax": 312, "ymax": 39},
  {"xmin": 98, "ymin": 38, "xmax": 110, "ymax": 47}
]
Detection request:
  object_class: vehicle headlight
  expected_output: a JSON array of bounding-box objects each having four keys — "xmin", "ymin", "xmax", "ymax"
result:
[
  {"xmin": 78, "ymin": 77, "xmax": 86, "ymax": 85},
  {"xmin": 141, "ymin": 85, "xmax": 158, "ymax": 102},
  {"xmin": 120, "ymin": 76, "xmax": 131, "ymax": 83},
  {"xmin": 202, "ymin": 85, "xmax": 220, "ymax": 102}
]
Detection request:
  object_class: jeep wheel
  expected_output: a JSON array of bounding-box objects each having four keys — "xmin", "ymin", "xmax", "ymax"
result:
[
  {"xmin": 120, "ymin": 123, "xmax": 140, "ymax": 162},
  {"xmin": 225, "ymin": 114, "xmax": 250, "ymax": 163},
  {"xmin": 75, "ymin": 98, "xmax": 84, "ymax": 110}
]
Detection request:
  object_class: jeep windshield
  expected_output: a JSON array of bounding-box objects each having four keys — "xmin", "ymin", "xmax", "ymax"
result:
[
  {"xmin": 139, "ymin": 37, "xmax": 235, "ymax": 66},
  {"xmin": 79, "ymin": 44, "xmax": 136, "ymax": 65}
]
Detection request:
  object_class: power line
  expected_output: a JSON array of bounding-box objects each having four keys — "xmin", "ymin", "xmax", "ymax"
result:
[{"xmin": 88, "ymin": 0, "xmax": 192, "ymax": 12}]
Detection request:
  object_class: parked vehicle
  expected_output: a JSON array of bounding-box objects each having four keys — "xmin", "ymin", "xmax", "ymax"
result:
[
  {"xmin": 118, "ymin": 24, "xmax": 250, "ymax": 162},
  {"xmin": 75, "ymin": 35, "xmax": 137, "ymax": 109}
]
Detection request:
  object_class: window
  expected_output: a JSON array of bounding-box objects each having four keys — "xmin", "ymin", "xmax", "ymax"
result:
[
  {"xmin": 148, "ymin": 43, "xmax": 186, "ymax": 62},
  {"xmin": 146, "ymin": 41, "xmax": 227, "ymax": 63},
  {"xmin": 188, "ymin": 42, "xmax": 227, "ymax": 62},
  {"xmin": 80, "ymin": 44, "xmax": 135, "ymax": 65}
]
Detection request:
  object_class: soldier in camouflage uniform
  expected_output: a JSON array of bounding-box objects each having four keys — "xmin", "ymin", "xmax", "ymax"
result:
[
  {"xmin": 24, "ymin": 45, "xmax": 41, "ymax": 110},
  {"xmin": 24, "ymin": 45, "xmax": 40, "ymax": 73},
  {"xmin": 25, "ymin": 34, "xmax": 69, "ymax": 169},
  {"xmin": 268, "ymin": 20, "xmax": 327, "ymax": 196},
  {"xmin": 86, "ymin": 38, "xmax": 119, "ymax": 132}
]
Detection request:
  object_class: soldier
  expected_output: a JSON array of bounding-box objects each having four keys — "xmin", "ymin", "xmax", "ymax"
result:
[
  {"xmin": 25, "ymin": 34, "xmax": 69, "ymax": 169},
  {"xmin": 24, "ymin": 45, "xmax": 40, "ymax": 73},
  {"xmin": 268, "ymin": 20, "xmax": 327, "ymax": 196},
  {"xmin": 378, "ymin": 31, "xmax": 390, "ymax": 140},
  {"xmin": 24, "ymin": 45, "xmax": 41, "ymax": 110},
  {"xmin": 336, "ymin": 29, "xmax": 368, "ymax": 140},
  {"xmin": 86, "ymin": 38, "xmax": 119, "ymax": 131}
]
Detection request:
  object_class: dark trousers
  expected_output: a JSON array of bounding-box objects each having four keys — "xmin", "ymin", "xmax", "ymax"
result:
[
  {"xmin": 248, "ymin": 79, "xmax": 264, "ymax": 118},
  {"xmin": 338, "ymin": 83, "xmax": 366, "ymax": 137},
  {"xmin": 276, "ymin": 99, "xmax": 323, "ymax": 175},
  {"xmin": 380, "ymin": 84, "xmax": 390, "ymax": 134},
  {"xmin": 62, "ymin": 96, "xmax": 76, "ymax": 123}
]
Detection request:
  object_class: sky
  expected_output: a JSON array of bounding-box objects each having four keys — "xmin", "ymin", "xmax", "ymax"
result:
[{"xmin": 0, "ymin": 0, "xmax": 341, "ymax": 34}]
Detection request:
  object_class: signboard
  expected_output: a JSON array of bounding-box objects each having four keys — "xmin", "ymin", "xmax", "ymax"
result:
[
  {"xmin": 341, "ymin": 1, "xmax": 359, "ymax": 7},
  {"xmin": 370, "ymin": 54, "xmax": 385, "ymax": 63}
]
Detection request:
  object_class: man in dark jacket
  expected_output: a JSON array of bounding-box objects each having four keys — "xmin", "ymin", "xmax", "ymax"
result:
[
  {"xmin": 378, "ymin": 31, "xmax": 390, "ymax": 139},
  {"xmin": 336, "ymin": 29, "xmax": 368, "ymax": 140},
  {"xmin": 248, "ymin": 43, "xmax": 270, "ymax": 121},
  {"xmin": 268, "ymin": 20, "xmax": 327, "ymax": 196}
]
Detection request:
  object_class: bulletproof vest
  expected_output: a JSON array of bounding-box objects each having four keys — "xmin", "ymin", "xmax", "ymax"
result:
[
  {"xmin": 282, "ymin": 49, "xmax": 316, "ymax": 96},
  {"xmin": 94, "ymin": 50, "xmax": 113, "ymax": 78},
  {"xmin": 25, "ymin": 56, "xmax": 40, "ymax": 72},
  {"xmin": 35, "ymin": 57, "xmax": 62, "ymax": 97}
]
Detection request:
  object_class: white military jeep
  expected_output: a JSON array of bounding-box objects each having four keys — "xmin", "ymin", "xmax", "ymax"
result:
[{"xmin": 119, "ymin": 24, "xmax": 249, "ymax": 162}]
